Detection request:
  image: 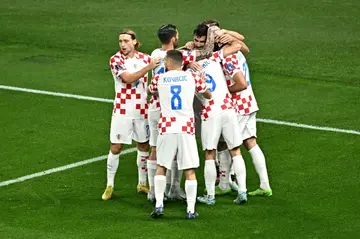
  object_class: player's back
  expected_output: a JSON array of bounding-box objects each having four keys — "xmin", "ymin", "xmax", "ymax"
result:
[
  {"xmin": 195, "ymin": 57, "xmax": 233, "ymax": 120},
  {"xmin": 158, "ymin": 70, "xmax": 195, "ymax": 118},
  {"xmin": 151, "ymin": 48, "xmax": 167, "ymax": 76}
]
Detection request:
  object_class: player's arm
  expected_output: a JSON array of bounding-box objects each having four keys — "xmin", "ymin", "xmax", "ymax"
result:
[
  {"xmin": 222, "ymin": 55, "xmax": 247, "ymax": 93},
  {"xmin": 120, "ymin": 58, "xmax": 161, "ymax": 84},
  {"xmin": 216, "ymin": 31, "xmax": 249, "ymax": 54},
  {"xmin": 221, "ymin": 29, "xmax": 245, "ymax": 41},
  {"xmin": 221, "ymin": 40, "xmax": 242, "ymax": 58},
  {"xmin": 193, "ymin": 72, "xmax": 212, "ymax": 99},
  {"xmin": 194, "ymin": 26, "xmax": 218, "ymax": 61},
  {"xmin": 147, "ymin": 74, "xmax": 160, "ymax": 95},
  {"xmin": 228, "ymin": 72, "xmax": 247, "ymax": 93}
]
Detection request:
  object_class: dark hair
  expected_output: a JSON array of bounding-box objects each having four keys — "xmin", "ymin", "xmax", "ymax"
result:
[
  {"xmin": 202, "ymin": 19, "xmax": 220, "ymax": 27},
  {"xmin": 165, "ymin": 50, "xmax": 183, "ymax": 66},
  {"xmin": 157, "ymin": 24, "xmax": 177, "ymax": 44},
  {"xmin": 193, "ymin": 24, "xmax": 208, "ymax": 37}
]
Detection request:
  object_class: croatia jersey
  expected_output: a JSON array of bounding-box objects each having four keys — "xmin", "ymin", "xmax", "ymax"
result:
[
  {"xmin": 222, "ymin": 51, "xmax": 259, "ymax": 115},
  {"xmin": 194, "ymin": 50, "xmax": 234, "ymax": 121},
  {"xmin": 148, "ymin": 70, "xmax": 207, "ymax": 135},
  {"xmin": 148, "ymin": 49, "xmax": 197, "ymax": 111},
  {"xmin": 109, "ymin": 50, "xmax": 151, "ymax": 119}
]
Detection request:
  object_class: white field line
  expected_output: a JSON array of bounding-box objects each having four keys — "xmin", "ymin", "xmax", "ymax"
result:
[
  {"xmin": 0, "ymin": 148, "xmax": 137, "ymax": 187},
  {"xmin": 0, "ymin": 84, "xmax": 359, "ymax": 187},
  {"xmin": 1, "ymin": 84, "xmax": 359, "ymax": 135}
]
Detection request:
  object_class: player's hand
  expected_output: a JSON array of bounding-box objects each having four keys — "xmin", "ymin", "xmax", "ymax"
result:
[
  {"xmin": 188, "ymin": 61, "xmax": 203, "ymax": 72},
  {"xmin": 198, "ymin": 71, "xmax": 206, "ymax": 84},
  {"xmin": 149, "ymin": 57, "xmax": 161, "ymax": 69},
  {"xmin": 185, "ymin": 41, "xmax": 195, "ymax": 50},
  {"xmin": 216, "ymin": 34, "xmax": 235, "ymax": 44},
  {"xmin": 214, "ymin": 29, "xmax": 226, "ymax": 37}
]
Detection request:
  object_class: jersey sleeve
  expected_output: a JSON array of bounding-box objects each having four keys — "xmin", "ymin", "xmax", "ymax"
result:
[
  {"xmin": 149, "ymin": 74, "xmax": 160, "ymax": 93},
  {"xmin": 209, "ymin": 50, "xmax": 224, "ymax": 63},
  {"xmin": 110, "ymin": 54, "xmax": 127, "ymax": 77},
  {"xmin": 222, "ymin": 54, "xmax": 242, "ymax": 78},
  {"xmin": 191, "ymin": 73, "xmax": 207, "ymax": 93},
  {"xmin": 180, "ymin": 50, "xmax": 197, "ymax": 65}
]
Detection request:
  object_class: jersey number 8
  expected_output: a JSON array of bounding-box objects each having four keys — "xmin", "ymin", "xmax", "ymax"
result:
[{"xmin": 170, "ymin": 85, "xmax": 182, "ymax": 110}]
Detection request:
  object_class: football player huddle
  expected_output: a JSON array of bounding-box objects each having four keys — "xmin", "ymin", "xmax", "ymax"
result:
[{"xmin": 103, "ymin": 20, "xmax": 272, "ymax": 220}]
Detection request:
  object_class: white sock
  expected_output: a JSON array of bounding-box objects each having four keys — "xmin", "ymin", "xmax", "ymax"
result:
[
  {"xmin": 154, "ymin": 175, "xmax": 166, "ymax": 208},
  {"xmin": 106, "ymin": 151, "xmax": 120, "ymax": 187},
  {"xmin": 218, "ymin": 150, "xmax": 231, "ymax": 190},
  {"xmin": 232, "ymin": 155, "xmax": 247, "ymax": 193},
  {"xmin": 249, "ymin": 145, "xmax": 271, "ymax": 190},
  {"xmin": 185, "ymin": 180, "xmax": 197, "ymax": 213},
  {"xmin": 204, "ymin": 159, "xmax": 217, "ymax": 198},
  {"xmin": 147, "ymin": 160, "xmax": 157, "ymax": 193},
  {"xmin": 137, "ymin": 150, "xmax": 148, "ymax": 185}
]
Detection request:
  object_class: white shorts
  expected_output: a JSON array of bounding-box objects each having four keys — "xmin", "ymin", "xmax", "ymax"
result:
[
  {"xmin": 110, "ymin": 114, "xmax": 149, "ymax": 144},
  {"xmin": 201, "ymin": 109, "xmax": 242, "ymax": 150},
  {"xmin": 148, "ymin": 110, "xmax": 160, "ymax": 147},
  {"xmin": 156, "ymin": 134, "xmax": 200, "ymax": 170},
  {"xmin": 238, "ymin": 112, "xmax": 257, "ymax": 140}
]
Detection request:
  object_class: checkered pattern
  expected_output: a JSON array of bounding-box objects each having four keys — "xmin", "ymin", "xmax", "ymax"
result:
[
  {"xmin": 158, "ymin": 114, "xmax": 195, "ymax": 135},
  {"xmin": 110, "ymin": 51, "xmax": 150, "ymax": 119},
  {"xmin": 222, "ymin": 54, "xmax": 242, "ymax": 78},
  {"xmin": 181, "ymin": 117, "xmax": 195, "ymax": 135},
  {"xmin": 158, "ymin": 114, "xmax": 177, "ymax": 134},
  {"xmin": 110, "ymin": 53, "xmax": 126, "ymax": 77},
  {"xmin": 209, "ymin": 50, "xmax": 224, "ymax": 63},
  {"xmin": 135, "ymin": 103, "xmax": 149, "ymax": 119},
  {"xmin": 136, "ymin": 51, "xmax": 151, "ymax": 64},
  {"xmin": 180, "ymin": 50, "xmax": 197, "ymax": 64},
  {"xmin": 148, "ymin": 74, "xmax": 160, "ymax": 110},
  {"xmin": 232, "ymin": 94, "xmax": 258, "ymax": 115},
  {"xmin": 192, "ymin": 73, "xmax": 207, "ymax": 93},
  {"xmin": 200, "ymin": 96, "xmax": 234, "ymax": 121}
]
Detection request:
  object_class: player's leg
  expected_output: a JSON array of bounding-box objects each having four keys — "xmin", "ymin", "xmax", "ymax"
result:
[
  {"xmin": 151, "ymin": 134, "xmax": 177, "ymax": 218},
  {"xmin": 168, "ymin": 157, "xmax": 186, "ymax": 201},
  {"xmin": 133, "ymin": 119, "xmax": 150, "ymax": 194},
  {"xmin": 197, "ymin": 115, "xmax": 221, "ymax": 205},
  {"xmin": 147, "ymin": 110, "xmax": 160, "ymax": 202},
  {"xmin": 178, "ymin": 134, "xmax": 200, "ymax": 219},
  {"xmin": 215, "ymin": 141, "xmax": 232, "ymax": 195},
  {"xmin": 222, "ymin": 110, "xmax": 247, "ymax": 204},
  {"xmin": 102, "ymin": 116, "xmax": 133, "ymax": 200},
  {"xmin": 243, "ymin": 113, "xmax": 272, "ymax": 196}
]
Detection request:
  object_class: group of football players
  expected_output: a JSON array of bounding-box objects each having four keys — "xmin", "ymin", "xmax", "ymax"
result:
[{"xmin": 103, "ymin": 20, "xmax": 272, "ymax": 220}]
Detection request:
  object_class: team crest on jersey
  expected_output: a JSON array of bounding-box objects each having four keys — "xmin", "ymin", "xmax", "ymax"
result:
[{"xmin": 225, "ymin": 63, "xmax": 235, "ymax": 72}]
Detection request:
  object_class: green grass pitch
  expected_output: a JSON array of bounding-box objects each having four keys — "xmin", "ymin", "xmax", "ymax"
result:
[{"xmin": 0, "ymin": 0, "xmax": 359, "ymax": 238}]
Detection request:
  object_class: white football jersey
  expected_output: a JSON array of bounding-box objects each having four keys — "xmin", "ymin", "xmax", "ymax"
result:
[
  {"xmin": 149, "ymin": 48, "xmax": 198, "ymax": 111},
  {"xmin": 222, "ymin": 51, "xmax": 259, "ymax": 115},
  {"xmin": 149, "ymin": 70, "xmax": 207, "ymax": 135},
  {"xmin": 109, "ymin": 51, "xmax": 151, "ymax": 119},
  {"xmin": 194, "ymin": 50, "xmax": 233, "ymax": 120}
]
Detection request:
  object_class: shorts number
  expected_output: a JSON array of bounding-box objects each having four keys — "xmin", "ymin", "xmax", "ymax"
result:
[
  {"xmin": 170, "ymin": 85, "xmax": 182, "ymax": 110},
  {"xmin": 205, "ymin": 73, "xmax": 216, "ymax": 92}
]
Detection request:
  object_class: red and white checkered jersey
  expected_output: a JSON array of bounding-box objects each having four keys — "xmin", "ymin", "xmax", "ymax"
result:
[
  {"xmin": 222, "ymin": 51, "xmax": 259, "ymax": 115},
  {"xmin": 109, "ymin": 50, "xmax": 151, "ymax": 119},
  {"xmin": 148, "ymin": 48, "xmax": 198, "ymax": 111},
  {"xmin": 194, "ymin": 50, "xmax": 234, "ymax": 121},
  {"xmin": 149, "ymin": 70, "xmax": 207, "ymax": 135}
]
